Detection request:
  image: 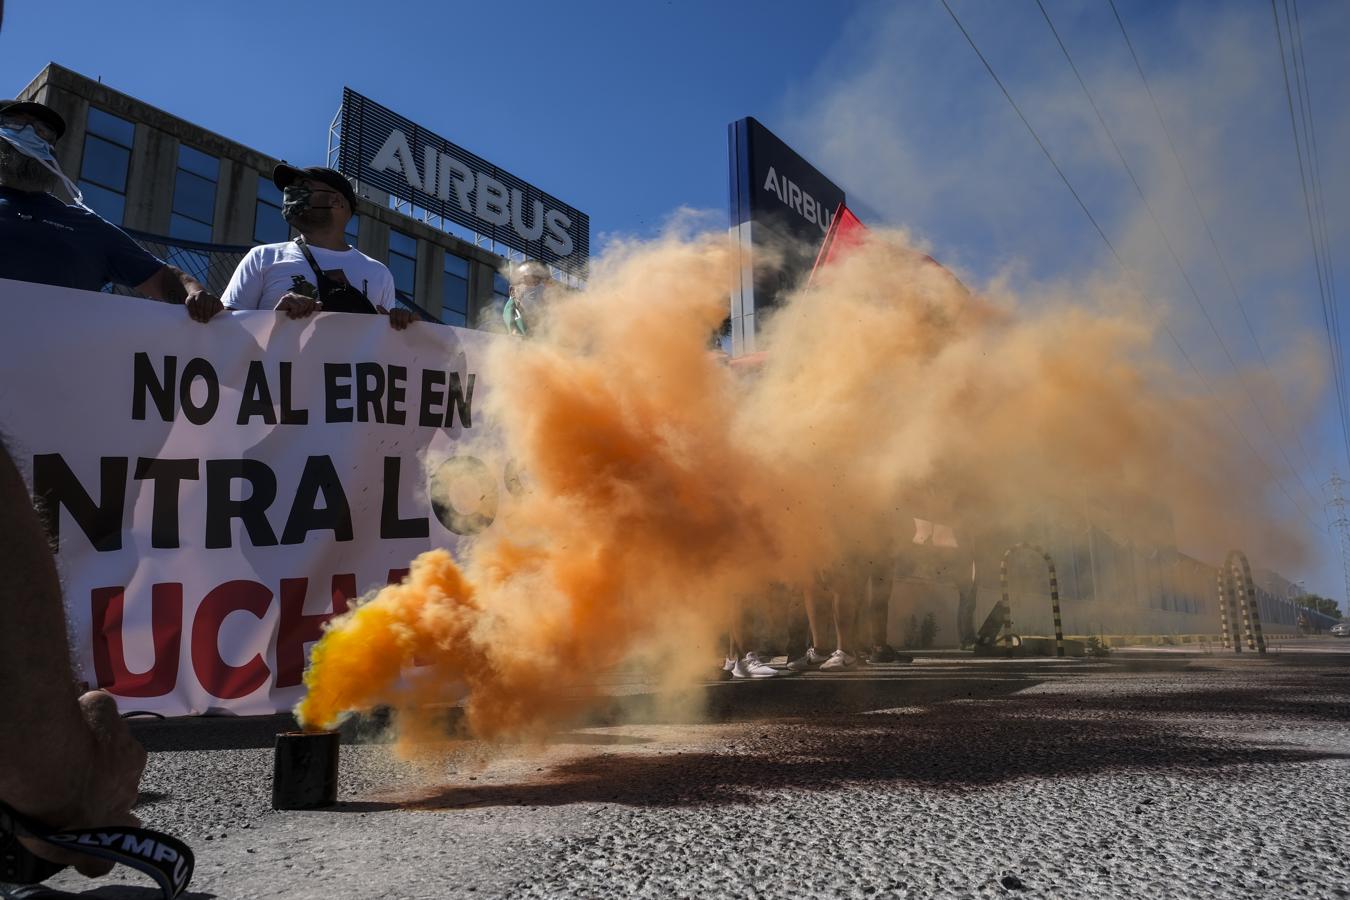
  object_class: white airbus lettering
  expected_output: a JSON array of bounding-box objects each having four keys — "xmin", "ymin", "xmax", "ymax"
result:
[
  {"xmin": 543, "ymin": 209, "xmax": 573, "ymax": 256},
  {"xmin": 420, "ymin": 146, "xmax": 440, "ymax": 199},
  {"xmin": 474, "ymin": 173, "xmax": 510, "ymax": 226},
  {"xmin": 763, "ymin": 166, "xmax": 783, "ymax": 200},
  {"xmin": 367, "ymin": 128, "xmax": 578, "ymax": 257},
  {"xmin": 369, "ymin": 130, "xmax": 423, "ymax": 192},
  {"xmin": 510, "ymin": 188, "xmax": 544, "ymax": 240},
  {"xmin": 437, "ymin": 155, "xmax": 473, "ymax": 213},
  {"xmin": 761, "ymin": 163, "xmax": 833, "ymax": 233}
]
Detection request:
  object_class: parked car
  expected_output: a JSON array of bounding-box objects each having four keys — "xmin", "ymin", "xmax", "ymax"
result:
[{"xmin": 1332, "ymin": 622, "xmax": 1350, "ymax": 638}]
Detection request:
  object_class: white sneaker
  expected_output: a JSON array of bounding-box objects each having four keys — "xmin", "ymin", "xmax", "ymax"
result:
[
  {"xmin": 733, "ymin": 654, "xmax": 781, "ymax": 678},
  {"xmin": 819, "ymin": 649, "xmax": 857, "ymax": 671},
  {"xmin": 723, "ymin": 657, "xmax": 737, "ymax": 672}
]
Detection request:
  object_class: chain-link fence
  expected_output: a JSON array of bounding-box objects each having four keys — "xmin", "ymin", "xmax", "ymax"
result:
[
  {"xmin": 121, "ymin": 229, "xmax": 247, "ymax": 298},
  {"xmin": 114, "ymin": 229, "xmax": 439, "ymax": 322}
]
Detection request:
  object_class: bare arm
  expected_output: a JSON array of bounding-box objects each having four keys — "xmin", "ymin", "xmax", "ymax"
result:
[
  {"xmin": 136, "ymin": 265, "xmax": 223, "ymax": 322},
  {"xmin": 0, "ymin": 440, "xmax": 146, "ymax": 876},
  {"xmin": 135, "ymin": 264, "xmax": 198, "ymax": 303}
]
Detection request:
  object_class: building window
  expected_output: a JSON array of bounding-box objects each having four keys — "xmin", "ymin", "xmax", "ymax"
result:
[
  {"xmin": 442, "ymin": 253, "xmax": 469, "ymax": 327},
  {"xmin": 344, "ymin": 214, "xmax": 359, "ymax": 246},
  {"xmin": 78, "ymin": 107, "xmax": 135, "ymax": 224},
  {"xmin": 387, "ymin": 230, "xmax": 417, "ymax": 310},
  {"xmin": 253, "ymin": 178, "xmax": 287, "ymax": 245},
  {"xmin": 169, "ymin": 145, "xmax": 218, "ymax": 244},
  {"xmin": 488, "ymin": 271, "xmax": 511, "ymax": 329}
]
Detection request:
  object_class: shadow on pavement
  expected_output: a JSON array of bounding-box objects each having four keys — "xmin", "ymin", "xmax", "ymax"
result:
[
  {"xmin": 123, "ymin": 656, "xmax": 1346, "ymax": 755},
  {"xmin": 0, "ymin": 886, "xmax": 215, "ymax": 899},
  {"xmin": 598, "ymin": 667, "xmax": 1043, "ymax": 725},
  {"xmin": 546, "ymin": 731, "xmax": 654, "ymax": 746},
  {"xmin": 127, "ymin": 665, "xmax": 1044, "ymax": 751},
  {"xmin": 368, "ymin": 678, "xmax": 1350, "ymax": 812}
]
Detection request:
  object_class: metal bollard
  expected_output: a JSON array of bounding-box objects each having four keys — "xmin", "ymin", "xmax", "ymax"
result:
[
  {"xmin": 1226, "ymin": 550, "xmax": 1266, "ymax": 655},
  {"xmin": 1216, "ymin": 571, "xmax": 1239, "ymax": 652},
  {"xmin": 1000, "ymin": 542, "xmax": 1065, "ymax": 658}
]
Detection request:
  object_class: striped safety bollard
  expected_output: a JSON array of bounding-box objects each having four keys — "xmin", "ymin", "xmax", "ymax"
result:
[
  {"xmin": 1000, "ymin": 542, "xmax": 1066, "ymax": 658},
  {"xmin": 997, "ymin": 555, "xmax": 1014, "ymax": 650},
  {"xmin": 1226, "ymin": 550, "xmax": 1266, "ymax": 655},
  {"xmin": 1215, "ymin": 571, "xmax": 1238, "ymax": 652}
]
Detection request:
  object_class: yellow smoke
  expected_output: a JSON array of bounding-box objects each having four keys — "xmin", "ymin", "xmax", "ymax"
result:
[{"xmin": 296, "ymin": 228, "xmax": 1317, "ymax": 738}]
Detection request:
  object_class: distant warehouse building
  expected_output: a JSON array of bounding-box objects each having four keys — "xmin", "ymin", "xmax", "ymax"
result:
[{"xmin": 15, "ymin": 63, "xmax": 588, "ymax": 325}]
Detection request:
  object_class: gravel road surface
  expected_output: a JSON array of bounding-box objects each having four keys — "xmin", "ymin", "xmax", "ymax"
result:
[{"xmin": 7, "ymin": 642, "xmax": 1349, "ymax": 899}]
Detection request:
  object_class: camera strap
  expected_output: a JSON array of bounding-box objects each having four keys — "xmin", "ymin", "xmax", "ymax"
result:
[
  {"xmin": 0, "ymin": 800, "xmax": 194, "ymax": 899},
  {"xmin": 293, "ymin": 237, "xmax": 378, "ymax": 315}
]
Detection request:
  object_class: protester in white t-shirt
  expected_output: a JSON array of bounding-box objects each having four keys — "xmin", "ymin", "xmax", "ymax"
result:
[{"xmin": 215, "ymin": 165, "xmax": 412, "ymax": 330}]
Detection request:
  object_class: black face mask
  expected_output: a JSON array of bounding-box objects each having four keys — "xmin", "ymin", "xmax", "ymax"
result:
[{"xmin": 282, "ymin": 185, "xmax": 335, "ymax": 224}]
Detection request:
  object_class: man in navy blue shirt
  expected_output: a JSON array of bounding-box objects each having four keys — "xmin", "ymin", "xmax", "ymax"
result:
[{"xmin": 0, "ymin": 100, "xmax": 222, "ymax": 321}]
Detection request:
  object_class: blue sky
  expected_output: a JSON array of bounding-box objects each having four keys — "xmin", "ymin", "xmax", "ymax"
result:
[{"xmin": 4, "ymin": 0, "xmax": 1349, "ymax": 600}]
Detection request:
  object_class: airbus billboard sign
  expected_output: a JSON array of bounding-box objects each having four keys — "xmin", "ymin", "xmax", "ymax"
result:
[
  {"xmin": 759, "ymin": 164, "xmax": 836, "ymax": 235},
  {"xmin": 337, "ymin": 89, "xmax": 589, "ymax": 276},
  {"xmin": 728, "ymin": 117, "xmax": 846, "ymax": 353}
]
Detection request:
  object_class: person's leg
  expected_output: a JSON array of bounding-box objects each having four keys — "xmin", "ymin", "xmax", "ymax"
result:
[
  {"xmin": 820, "ymin": 569, "xmax": 858, "ymax": 670},
  {"xmin": 729, "ymin": 597, "xmax": 780, "ymax": 678},
  {"xmin": 803, "ymin": 582, "xmax": 824, "ymax": 651},
  {"xmin": 867, "ymin": 558, "xmax": 901, "ymax": 662},
  {"xmin": 831, "ymin": 588, "xmax": 848, "ymax": 652},
  {"xmin": 869, "ymin": 560, "xmax": 893, "ymax": 647},
  {"xmin": 787, "ymin": 581, "xmax": 831, "ymax": 671},
  {"xmin": 781, "ymin": 582, "xmax": 811, "ymax": 662},
  {"xmin": 956, "ymin": 560, "xmax": 979, "ymax": 649}
]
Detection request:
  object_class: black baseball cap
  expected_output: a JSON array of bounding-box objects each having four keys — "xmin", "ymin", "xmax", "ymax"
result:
[
  {"xmin": 0, "ymin": 100, "xmax": 66, "ymax": 140},
  {"xmin": 273, "ymin": 164, "xmax": 357, "ymax": 209}
]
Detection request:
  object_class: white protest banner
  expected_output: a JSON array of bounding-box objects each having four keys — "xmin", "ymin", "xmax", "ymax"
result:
[{"xmin": 0, "ymin": 279, "xmax": 499, "ymax": 716}]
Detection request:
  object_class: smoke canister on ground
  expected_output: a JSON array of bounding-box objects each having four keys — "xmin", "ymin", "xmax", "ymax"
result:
[{"xmin": 272, "ymin": 731, "xmax": 339, "ymax": 810}]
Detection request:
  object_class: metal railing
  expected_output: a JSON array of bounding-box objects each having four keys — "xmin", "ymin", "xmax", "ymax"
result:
[
  {"xmin": 121, "ymin": 229, "xmax": 248, "ymax": 298},
  {"xmin": 116, "ymin": 230, "xmax": 440, "ymax": 323}
]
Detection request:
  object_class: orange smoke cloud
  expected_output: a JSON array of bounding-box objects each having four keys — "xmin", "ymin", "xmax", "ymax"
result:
[{"xmin": 296, "ymin": 228, "xmax": 1318, "ymax": 738}]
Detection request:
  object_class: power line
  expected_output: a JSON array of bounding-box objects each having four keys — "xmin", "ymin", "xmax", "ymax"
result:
[
  {"xmin": 1284, "ymin": 0, "xmax": 1342, "ymax": 414},
  {"xmin": 937, "ymin": 0, "xmax": 1118, "ymax": 269},
  {"xmin": 938, "ymin": 0, "xmax": 1326, "ymax": 535},
  {"xmin": 1287, "ymin": 0, "xmax": 1344, "ymax": 433},
  {"xmin": 1106, "ymin": 0, "xmax": 1339, "ymax": 484},
  {"xmin": 1034, "ymin": 0, "xmax": 1325, "ymax": 517},
  {"xmin": 1270, "ymin": 0, "xmax": 1350, "ymax": 473},
  {"xmin": 1288, "ymin": 0, "xmax": 1337, "ymax": 311}
]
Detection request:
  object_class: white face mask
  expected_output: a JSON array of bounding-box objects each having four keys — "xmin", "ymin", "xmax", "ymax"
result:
[
  {"xmin": 513, "ymin": 284, "xmax": 545, "ymax": 307},
  {"xmin": 0, "ymin": 124, "xmax": 87, "ymax": 208},
  {"xmin": 0, "ymin": 123, "xmax": 54, "ymax": 161}
]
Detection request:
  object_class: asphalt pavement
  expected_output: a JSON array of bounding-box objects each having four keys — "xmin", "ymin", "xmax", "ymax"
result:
[{"xmin": 7, "ymin": 640, "xmax": 1350, "ymax": 899}]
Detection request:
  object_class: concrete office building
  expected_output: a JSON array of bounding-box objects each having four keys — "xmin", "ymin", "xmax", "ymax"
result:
[{"xmin": 15, "ymin": 63, "xmax": 528, "ymax": 326}]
